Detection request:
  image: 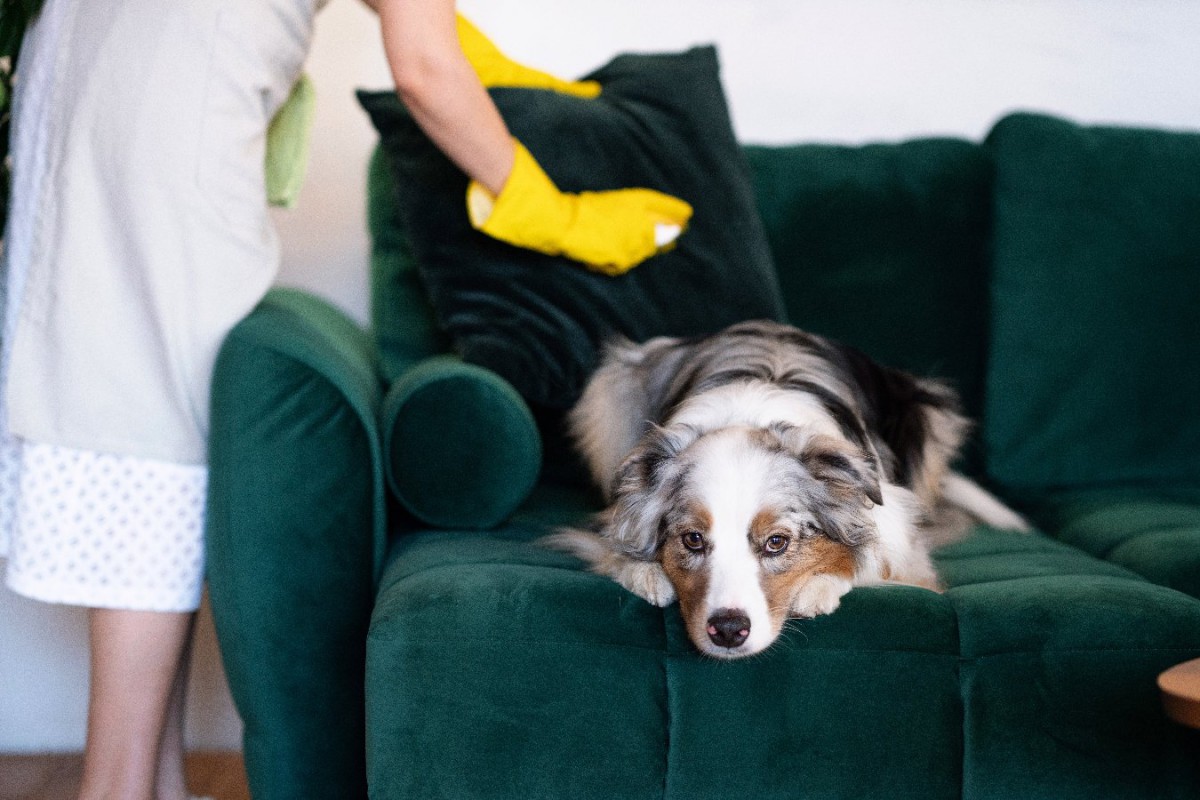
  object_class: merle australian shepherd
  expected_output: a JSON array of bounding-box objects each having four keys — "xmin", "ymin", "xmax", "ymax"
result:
[{"xmin": 548, "ymin": 320, "xmax": 1027, "ymax": 659}]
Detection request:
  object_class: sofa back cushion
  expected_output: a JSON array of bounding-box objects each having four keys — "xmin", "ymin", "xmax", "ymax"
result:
[
  {"xmin": 367, "ymin": 147, "xmax": 450, "ymax": 382},
  {"xmin": 368, "ymin": 130, "xmax": 997, "ymax": 466},
  {"xmin": 984, "ymin": 112, "xmax": 1200, "ymax": 494},
  {"xmin": 745, "ymin": 140, "xmax": 995, "ymax": 468}
]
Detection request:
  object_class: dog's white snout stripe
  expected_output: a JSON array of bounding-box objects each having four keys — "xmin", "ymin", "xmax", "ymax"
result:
[{"xmin": 692, "ymin": 431, "xmax": 781, "ymax": 655}]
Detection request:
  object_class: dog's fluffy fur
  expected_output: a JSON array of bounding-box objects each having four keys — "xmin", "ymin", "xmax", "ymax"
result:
[{"xmin": 548, "ymin": 320, "xmax": 1028, "ymax": 659}]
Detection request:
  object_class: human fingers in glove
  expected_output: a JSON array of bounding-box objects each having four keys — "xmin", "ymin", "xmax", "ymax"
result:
[{"xmin": 369, "ymin": 0, "xmax": 692, "ymax": 273}]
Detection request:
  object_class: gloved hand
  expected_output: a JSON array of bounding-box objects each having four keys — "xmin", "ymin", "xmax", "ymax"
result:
[
  {"xmin": 467, "ymin": 139, "xmax": 694, "ymax": 276},
  {"xmin": 456, "ymin": 14, "xmax": 600, "ymax": 98}
]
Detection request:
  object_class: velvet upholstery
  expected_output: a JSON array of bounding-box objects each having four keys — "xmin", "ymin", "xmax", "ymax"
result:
[
  {"xmin": 1023, "ymin": 491, "xmax": 1200, "ymax": 599},
  {"xmin": 207, "ymin": 110, "xmax": 1200, "ymax": 800},
  {"xmin": 207, "ymin": 289, "xmax": 386, "ymax": 800},
  {"xmin": 366, "ymin": 146, "xmax": 448, "ymax": 382},
  {"xmin": 985, "ymin": 113, "xmax": 1200, "ymax": 494},
  {"xmin": 745, "ymin": 139, "xmax": 993, "ymax": 425},
  {"xmin": 381, "ymin": 355, "xmax": 541, "ymax": 529},
  {"xmin": 367, "ymin": 517, "xmax": 1200, "ymax": 799}
]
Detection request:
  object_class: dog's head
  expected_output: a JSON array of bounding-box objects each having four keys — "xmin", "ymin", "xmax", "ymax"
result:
[{"xmin": 599, "ymin": 422, "xmax": 882, "ymax": 658}]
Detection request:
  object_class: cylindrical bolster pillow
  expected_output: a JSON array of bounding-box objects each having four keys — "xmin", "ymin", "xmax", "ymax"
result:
[{"xmin": 382, "ymin": 356, "xmax": 541, "ymax": 529}]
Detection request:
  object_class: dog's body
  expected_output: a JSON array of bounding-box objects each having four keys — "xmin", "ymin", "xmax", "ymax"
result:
[{"xmin": 550, "ymin": 320, "xmax": 1028, "ymax": 659}]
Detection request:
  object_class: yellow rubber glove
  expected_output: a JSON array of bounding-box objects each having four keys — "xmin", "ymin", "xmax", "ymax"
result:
[
  {"xmin": 467, "ymin": 140, "xmax": 694, "ymax": 276},
  {"xmin": 456, "ymin": 14, "xmax": 600, "ymax": 98}
]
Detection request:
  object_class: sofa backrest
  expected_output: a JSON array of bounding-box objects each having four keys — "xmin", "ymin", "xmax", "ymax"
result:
[
  {"xmin": 368, "ymin": 147, "xmax": 449, "ymax": 383},
  {"xmin": 371, "ymin": 140, "xmax": 995, "ymax": 390},
  {"xmin": 744, "ymin": 139, "xmax": 995, "ymax": 428},
  {"xmin": 982, "ymin": 112, "xmax": 1200, "ymax": 499},
  {"xmin": 370, "ymin": 115, "xmax": 1200, "ymax": 499},
  {"xmin": 368, "ymin": 137, "xmax": 998, "ymax": 475}
]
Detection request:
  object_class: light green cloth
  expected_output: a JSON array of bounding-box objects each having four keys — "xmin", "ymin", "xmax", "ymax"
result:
[{"xmin": 265, "ymin": 73, "xmax": 316, "ymax": 208}]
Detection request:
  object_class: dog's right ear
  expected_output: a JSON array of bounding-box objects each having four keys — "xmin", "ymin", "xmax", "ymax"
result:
[{"xmin": 604, "ymin": 424, "xmax": 699, "ymax": 561}]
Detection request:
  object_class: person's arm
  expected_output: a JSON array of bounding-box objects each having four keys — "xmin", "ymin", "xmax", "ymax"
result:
[
  {"xmin": 359, "ymin": 0, "xmax": 692, "ymax": 275},
  {"xmin": 372, "ymin": 0, "xmax": 514, "ymax": 194}
]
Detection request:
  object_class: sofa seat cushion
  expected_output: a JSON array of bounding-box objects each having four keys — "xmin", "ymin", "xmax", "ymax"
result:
[
  {"xmin": 367, "ymin": 514, "xmax": 1200, "ymax": 799},
  {"xmin": 1027, "ymin": 492, "xmax": 1200, "ymax": 599}
]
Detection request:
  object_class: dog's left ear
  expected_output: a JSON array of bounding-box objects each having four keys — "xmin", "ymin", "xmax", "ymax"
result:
[{"xmin": 799, "ymin": 434, "xmax": 884, "ymax": 507}]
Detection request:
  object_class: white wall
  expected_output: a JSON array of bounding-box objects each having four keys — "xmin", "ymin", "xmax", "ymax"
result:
[
  {"xmin": 2, "ymin": 0, "xmax": 1198, "ymax": 753},
  {"xmin": 275, "ymin": 0, "xmax": 1200, "ymax": 326}
]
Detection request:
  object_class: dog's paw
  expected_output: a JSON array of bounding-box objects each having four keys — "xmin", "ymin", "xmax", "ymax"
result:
[
  {"xmin": 542, "ymin": 530, "xmax": 677, "ymax": 606},
  {"xmin": 789, "ymin": 575, "xmax": 853, "ymax": 619},
  {"xmin": 616, "ymin": 561, "xmax": 677, "ymax": 607}
]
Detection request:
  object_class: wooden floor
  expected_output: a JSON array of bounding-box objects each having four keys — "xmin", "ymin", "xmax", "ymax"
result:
[{"xmin": 0, "ymin": 752, "xmax": 249, "ymax": 800}]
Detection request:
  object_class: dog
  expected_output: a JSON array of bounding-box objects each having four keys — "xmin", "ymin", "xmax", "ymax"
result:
[{"xmin": 547, "ymin": 320, "xmax": 1028, "ymax": 659}]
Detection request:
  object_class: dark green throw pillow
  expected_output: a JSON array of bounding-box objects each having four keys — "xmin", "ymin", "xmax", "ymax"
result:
[
  {"xmin": 357, "ymin": 46, "xmax": 784, "ymax": 411},
  {"xmin": 985, "ymin": 112, "xmax": 1200, "ymax": 493}
]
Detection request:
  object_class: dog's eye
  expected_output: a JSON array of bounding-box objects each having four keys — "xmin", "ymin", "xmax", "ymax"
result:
[
  {"xmin": 763, "ymin": 534, "xmax": 790, "ymax": 555},
  {"xmin": 681, "ymin": 531, "xmax": 706, "ymax": 552}
]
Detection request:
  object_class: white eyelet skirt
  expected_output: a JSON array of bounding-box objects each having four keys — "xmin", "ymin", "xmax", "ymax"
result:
[
  {"xmin": 0, "ymin": 0, "xmax": 318, "ymax": 612},
  {"xmin": 0, "ymin": 440, "xmax": 209, "ymax": 612}
]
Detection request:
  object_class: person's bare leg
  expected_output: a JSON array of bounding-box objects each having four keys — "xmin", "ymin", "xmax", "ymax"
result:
[
  {"xmin": 77, "ymin": 608, "xmax": 196, "ymax": 800},
  {"xmin": 155, "ymin": 617, "xmax": 196, "ymax": 800}
]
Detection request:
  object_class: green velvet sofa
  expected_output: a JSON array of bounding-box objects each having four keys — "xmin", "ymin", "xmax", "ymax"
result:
[{"xmin": 207, "ymin": 111, "xmax": 1200, "ymax": 800}]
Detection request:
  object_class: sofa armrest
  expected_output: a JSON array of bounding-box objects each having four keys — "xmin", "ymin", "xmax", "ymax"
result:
[{"xmin": 206, "ymin": 287, "xmax": 385, "ymax": 800}]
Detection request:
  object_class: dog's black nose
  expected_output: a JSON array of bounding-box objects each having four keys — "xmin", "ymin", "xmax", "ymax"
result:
[{"xmin": 707, "ymin": 609, "xmax": 751, "ymax": 649}]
